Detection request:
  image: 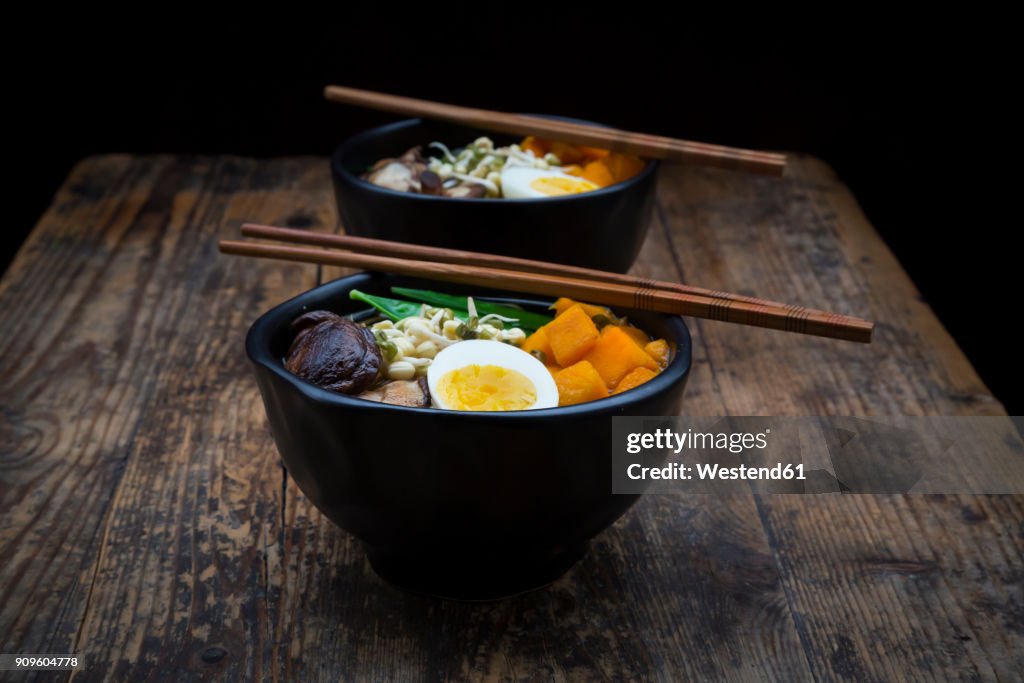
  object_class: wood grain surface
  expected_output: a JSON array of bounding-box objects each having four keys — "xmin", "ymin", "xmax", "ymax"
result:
[{"xmin": 1, "ymin": 154, "xmax": 1020, "ymax": 681}]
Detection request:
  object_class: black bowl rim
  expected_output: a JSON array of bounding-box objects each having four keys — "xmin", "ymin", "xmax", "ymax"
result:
[
  {"xmin": 246, "ymin": 273, "xmax": 691, "ymax": 421},
  {"xmin": 330, "ymin": 117, "xmax": 659, "ymax": 205}
]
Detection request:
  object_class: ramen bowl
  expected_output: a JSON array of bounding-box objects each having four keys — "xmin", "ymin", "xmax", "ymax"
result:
[
  {"xmin": 330, "ymin": 118, "xmax": 659, "ymax": 273},
  {"xmin": 247, "ymin": 272, "xmax": 690, "ymax": 599}
]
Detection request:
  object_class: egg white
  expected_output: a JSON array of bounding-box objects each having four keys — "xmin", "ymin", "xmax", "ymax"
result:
[
  {"xmin": 426, "ymin": 340, "xmax": 559, "ymax": 411},
  {"xmin": 500, "ymin": 165, "xmax": 599, "ymax": 199}
]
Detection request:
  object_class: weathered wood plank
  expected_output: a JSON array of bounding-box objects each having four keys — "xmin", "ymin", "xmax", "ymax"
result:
[
  {"xmin": 755, "ymin": 494, "xmax": 1024, "ymax": 681},
  {"xmin": 0, "ymin": 155, "xmax": 334, "ymax": 681},
  {"xmin": 1, "ymin": 155, "xmax": 185, "ymax": 660},
  {"xmin": 1, "ymin": 152, "xmax": 1018, "ymax": 682},
  {"xmin": 662, "ymin": 156, "xmax": 1002, "ymax": 417},
  {"xmin": 58, "ymin": 157, "xmax": 330, "ymax": 682},
  {"xmin": 657, "ymin": 156, "xmax": 1022, "ymax": 681}
]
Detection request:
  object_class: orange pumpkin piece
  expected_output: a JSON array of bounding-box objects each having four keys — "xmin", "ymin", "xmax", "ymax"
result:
[
  {"xmin": 520, "ymin": 136, "xmax": 549, "ymax": 158},
  {"xmin": 582, "ymin": 326, "xmax": 659, "ymax": 388},
  {"xmin": 604, "ymin": 152, "xmax": 646, "ymax": 183},
  {"xmin": 612, "ymin": 366, "xmax": 658, "ymax": 394},
  {"xmin": 552, "ymin": 297, "xmax": 612, "ymax": 320},
  {"xmin": 578, "ymin": 145, "xmax": 610, "ymax": 160},
  {"xmin": 555, "ymin": 360, "xmax": 608, "ymax": 406},
  {"xmin": 582, "ymin": 160, "xmax": 615, "ymax": 187},
  {"xmin": 561, "ymin": 164, "xmax": 583, "ymax": 177},
  {"xmin": 549, "ymin": 140, "xmax": 585, "ymax": 165},
  {"xmin": 520, "ymin": 326, "xmax": 555, "ymax": 365},
  {"xmin": 618, "ymin": 325, "xmax": 650, "ymax": 349},
  {"xmin": 644, "ymin": 339, "xmax": 671, "ymax": 367},
  {"xmin": 545, "ymin": 304, "xmax": 600, "ymax": 367}
]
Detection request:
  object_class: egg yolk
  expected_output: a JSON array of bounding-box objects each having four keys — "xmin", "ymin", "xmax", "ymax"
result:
[
  {"xmin": 437, "ymin": 364, "xmax": 537, "ymax": 411},
  {"xmin": 529, "ymin": 176, "xmax": 598, "ymax": 196}
]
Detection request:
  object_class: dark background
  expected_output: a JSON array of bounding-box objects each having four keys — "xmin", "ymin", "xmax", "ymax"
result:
[{"xmin": 7, "ymin": 22, "xmax": 1018, "ymax": 412}]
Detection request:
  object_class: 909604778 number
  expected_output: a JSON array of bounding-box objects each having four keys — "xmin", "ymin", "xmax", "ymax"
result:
[{"xmin": 0, "ymin": 654, "xmax": 80, "ymax": 670}]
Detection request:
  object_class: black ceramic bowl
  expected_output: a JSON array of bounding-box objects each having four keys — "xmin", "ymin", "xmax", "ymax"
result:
[
  {"xmin": 330, "ymin": 118, "xmax": 659, "ymax": 273},
  {"xmin": 247, "ymin": 272, "xmax": 691, "ymax": 600}
]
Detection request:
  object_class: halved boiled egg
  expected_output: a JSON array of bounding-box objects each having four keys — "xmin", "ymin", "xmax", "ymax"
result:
[
  {"xmin": 500, "ymin": 165, "xmax": 600, "ymax": 199},
  {"xmin": 427, "ymin": 340, "xmax": 559, "ymax": 411}
]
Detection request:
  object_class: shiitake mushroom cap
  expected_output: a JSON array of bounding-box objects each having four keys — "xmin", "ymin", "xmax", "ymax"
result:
[{"xmin": 285, "ymin": 311, "xmax": 382, "ymax": 394}]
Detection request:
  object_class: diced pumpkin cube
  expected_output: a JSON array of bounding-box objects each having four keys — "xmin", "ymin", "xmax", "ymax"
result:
[
  {"xmin": 545, "ymin": 304, "xmax": 600, "ymax": 366},
  {"xmin": 604, "ymin": 152, "xmax": 646, "ymax": 183},
  {"xmin": 552, "ymin": 297, "xmax": 573, "ymax": 316},
  {"xmin": 578, "ymin": 145, "xmax": 610, "ymax": 160},
  {"xmin": 555, "ymin": 360, "xmax": 608, "ymax": 406},
  {"xmin": 581, "ymin": 160, "xmax": 615, "ymax": 187},
  {"xmin": 552, "ymin": 297, "xmax": 613, "ymax": 320},
  {"xmin": 644, "ymin": 339, "xmax": 671, "ymax": 367},
  {"xmin": 520, "ymin": 326, "xmax": 554, "ymax": 365},
  {"xmin": 549, "ymin": 140, "xmax": 585, "ymax": 165},
  {"xmin": 582, "ymin": 326, "xmax": 659, "ymax": 388},
  {"xmin": 520, "ymin": 136, "xmax": 548, "ymax": 158},
  {"xmin": 618, "ymin": 325, "xmax": 650, "ymax": 349},
  {"xmin": 612, "ymin": 367, "xmax": 658, "ymax": 394}
]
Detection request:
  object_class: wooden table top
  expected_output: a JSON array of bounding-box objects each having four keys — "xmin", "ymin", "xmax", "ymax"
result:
[{"xmin": 1, "ymin": 154, "xmax": 1019, "ymax": 681}]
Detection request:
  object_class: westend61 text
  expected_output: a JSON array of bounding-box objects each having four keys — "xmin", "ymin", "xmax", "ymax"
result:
[{"xmin": 627, "ymin": 462, "xmax": 806, "ymax": 480}]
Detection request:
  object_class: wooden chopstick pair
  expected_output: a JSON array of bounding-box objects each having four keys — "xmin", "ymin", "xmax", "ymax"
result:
[
  {"xmin": 220, "ymin": 224, "xmax": 874, "ymax": 343},
  {"xmin": 323, "ymin": 85, "xmax": 787, "ymax": 177}
]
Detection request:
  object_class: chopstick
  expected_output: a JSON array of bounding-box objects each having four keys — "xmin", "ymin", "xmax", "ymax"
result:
[
  {"xmin": 241, "ymin": 223, "xmax": 837, "ymax": 317},
  {"xmin": 324, "ymin": 85, "xmax": 787, "ymax": 177},
  {"xmin": 219, "ymin": 234, "xmax": 873, "ymax": 343}
]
